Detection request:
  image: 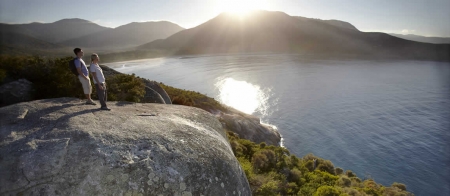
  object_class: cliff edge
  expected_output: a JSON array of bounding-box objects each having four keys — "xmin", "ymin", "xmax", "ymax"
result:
[{"xmin": 0, "ymin": 98, "xmax": 250, "ymax": 195}]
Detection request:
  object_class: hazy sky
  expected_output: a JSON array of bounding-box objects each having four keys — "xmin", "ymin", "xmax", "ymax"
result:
[{"xmin": 1, "ymin": 0, "xmax": 449, "ymax": 37}]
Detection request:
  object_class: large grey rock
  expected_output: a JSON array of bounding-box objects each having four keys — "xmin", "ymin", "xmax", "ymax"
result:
[
  {"xmin": 218, "ymin": 108, "xmax": 281, "ymax": 146},
  {"xmin": 0, "ymin": 79, "xmax": 34, "ymax": 106},
  {"xmin": 142, "ymin": 80, "xmax": 172, "ymax": 104},
  {"xmin": 0, "ymin": 98, "xmax": 250, "ymax": 196},
  {"xmin": 142, "ymin": 86, "xmax": 166, "ymax": 104}
]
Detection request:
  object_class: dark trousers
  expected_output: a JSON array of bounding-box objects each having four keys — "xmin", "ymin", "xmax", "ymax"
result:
[{"xmin": 96, "ymin": 83, "xmax": 107, "ymax": 108}]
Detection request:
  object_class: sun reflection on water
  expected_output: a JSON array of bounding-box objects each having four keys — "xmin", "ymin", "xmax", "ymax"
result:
[{"xmin": 215, "ymin": 77, "xmax": 269, "ymax": 115}]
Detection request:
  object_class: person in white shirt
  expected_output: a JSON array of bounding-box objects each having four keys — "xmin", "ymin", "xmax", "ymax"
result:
[{"xmin": 90, "ymin": 53, "xmax": 111, "ymax": 111}]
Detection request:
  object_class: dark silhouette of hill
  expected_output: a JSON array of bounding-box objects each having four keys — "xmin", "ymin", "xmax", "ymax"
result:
[
  {"xmin": 389, "ymin": 33, "xmax": 450, "ymax": 44},
  {"xmin": 60, "ymin": 21, "xmax": 184, "ymax": 50},
  {"xmin": 0, "ymin": 23, "xmax": 36, "ymax": 37},
  {"xmin": 13, "ymin": 18, "xmax": 110, "ymax": 43},
  {"xmin": 0, "ymin": 23, "xmax": 68, "ymax": 55},
  {"xmin": 0, "ymin": 32, "xmax": 61, "ymax": 49},
  {"xmin": 138, "ymin": 11, "xmax": 450, "ymax": 61},
  {"xmin": 0, "ymin": 32, "xmax": 71, "ymax": 56},
  {"xmin": 294, "ymin": 16, "xmax": 359, "ymax": 31}
]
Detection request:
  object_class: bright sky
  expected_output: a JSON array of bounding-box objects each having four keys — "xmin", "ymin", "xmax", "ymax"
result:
[{"xmin": 1, "ymin": 0, "xmax": 449, "ymax": 37}]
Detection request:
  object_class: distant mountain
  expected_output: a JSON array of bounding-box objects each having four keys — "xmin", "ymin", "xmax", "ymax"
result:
[
  {"xmin": 0, "ymin": 32, "xmax": 61, "ymax": 49},
  {"xmin": 1, "ymin": 19, "xmax": 183, "ymax": 55},
  {"xmin": 60, "ymin": 21, "xmax": 184, "ymax": 49},
  {"xmin": 0, "ymin": 23, "xmax": 36, "ymax": 37},
  {"xmin": 389, "ymin": 33, "xmax": 450, "ymax": 44},
  {"xmin": 294, "ymin": 16, "xmax": 359, "ymax": 31},
  {"xmin": 0, "ymin": 23, "xmax": 66, "ymax": 55},
  {"xmin": 13, "ymin": 18, "xmax": 111, "ymax": 43},
  {"xmin": 0, "ymin": 18, "xmax": 110, "ymax": 55},
  {"xmin": 138, "ymin": 11, "xmax": 450, "ymax": 61},
  {"xmin": 0, "ymin": 31, "xmax": 69, "ymax": 56}
]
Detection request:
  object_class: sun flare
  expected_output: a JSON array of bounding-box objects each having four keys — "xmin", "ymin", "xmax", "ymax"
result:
[{"xmin": 216, "ymin": 0, "xmax": 271, "ymax": 16}]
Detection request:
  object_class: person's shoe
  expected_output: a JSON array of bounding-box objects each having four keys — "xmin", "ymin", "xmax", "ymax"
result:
[
  {"xmin": 100, "ymin": 107, "xmax": 111, "ymax": 111},
  {"xmin": 85, "ymin": 100, "xmax": 97, "ymax": 105}
]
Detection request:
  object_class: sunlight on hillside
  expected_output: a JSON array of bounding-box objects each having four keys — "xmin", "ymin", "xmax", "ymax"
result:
[{"xmin": 215, "ymin": 0, "xmax": 272, "ymax": 16}]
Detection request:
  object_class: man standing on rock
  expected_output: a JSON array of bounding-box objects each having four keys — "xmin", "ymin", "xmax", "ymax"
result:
[
  {"xmin": 90, "ymin": 53, "xmax": 111, "ymax": 111},
  {"xmin": 73, "ymin": 48, "xmax": 96, "ymax": 105}
]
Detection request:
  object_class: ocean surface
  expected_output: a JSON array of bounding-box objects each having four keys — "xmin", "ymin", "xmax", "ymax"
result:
[{"xmin": 106, "ymin": 54, "xmax": 450, "ymax": 195}]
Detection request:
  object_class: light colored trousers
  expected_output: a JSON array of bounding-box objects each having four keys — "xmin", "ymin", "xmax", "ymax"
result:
[{"xmin": 77, "ymin": 75, "xmax": 92, "ymax": 94}]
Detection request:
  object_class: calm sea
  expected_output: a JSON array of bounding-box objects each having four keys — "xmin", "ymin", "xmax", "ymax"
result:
[{"xmin": 106, "ymin": 54, "xmax": 450, "ymax": 195}]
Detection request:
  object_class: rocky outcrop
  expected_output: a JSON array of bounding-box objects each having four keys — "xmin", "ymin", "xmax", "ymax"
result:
[
  {"xmin": 0, "ymin": 79, "xmax": 34, "ymax": 106},
  {"xmin": 142, "ymin": 86, "xmax": 166, "ymax": 104},
  {"xmin": 100, "ymin": 65, "xmax": 172, "ymax": 104},
  {"xmin": 142, "ymin": 80, "xmax": 172, "ymax": 104},
  {"xmin": 0, "ymin": 98, "xmax": 250, "ymax": 196},
  {"xmin": 218, "ymin": 108, "xmax": 281, "ymax": 146}
]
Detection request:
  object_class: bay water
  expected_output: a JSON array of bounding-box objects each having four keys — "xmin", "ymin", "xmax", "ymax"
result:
[{"xmin": 106, "ymin": 54, "xmax": 450, "ymax": 195}]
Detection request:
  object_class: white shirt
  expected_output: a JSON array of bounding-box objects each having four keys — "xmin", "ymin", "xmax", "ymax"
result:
[{"xmin": 89, "ymin": 63, "xmax": 105, "ymax": 84}]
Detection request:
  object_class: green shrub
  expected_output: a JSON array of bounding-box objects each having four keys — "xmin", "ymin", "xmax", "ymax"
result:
[
  {"xmin": 383, "ymin": 187, "xmax": 411, "ymax": 196},
  {"xmin": 335, "ymin": 167, "xmax": 344, "ymax": 175},
  {"xmin": 0, "ymin": 55, "xmax": 147, "ymax": 103},
  {"xmin": 159, "ymin": 82, "xmax": 227, "ymax": 112},
  {"xmin": 304, "ymin": 160, "xmax": 315, "ymax": 172},
  {"xmin": 238, "ymin": 157, "xmax": 253, "ymax": 179},
  {"xmin": 0, "ymin": 56, "xmax": 84, "ymax": 99},
  {"xmin": 226, "ymin": 132, "xmax": 413, "ymax": 196},
  {"xmin": 341, "ymin": 188, "xmax": 363, "ymax": 196},
  {"xmin": 259, "ymin": 142, "xmax": 267, "ymax": 148},
  {"xmin": 337, "ymin": 176, "xmax": 352, "ymax": 187},
  {"xmin": 288, "ymin": 168, "xmax": 302, "ymax": 183},
  {"xmin": 106, "ymin": 73, "xmax": 145, "ymax": 102},
  {"xmin": 317, "ymin": 160, "xmax": 335, "ymax": 175},
  {"xmin": 0, "ymin": 69, "xmax": 6, "ymax": 84},
  {"xmin": 256, "ymin": 180, "xmax": 279, "ymax": 196},
  {"xmin": 391, "ymin": 182, "xmax": 407, "ymax": 191},
  {"xmin": 346, "ymin": 170, "xmax": 356, "ymax": 178},
  {"xmin": 350, "ymin": 177, "xmax": 361, "ymax": 183},
  {"xmin": 314, "ymin": 185, "xmax": 341, "ymax": 196},
  {"xmin": 252, "ymin": 150, "xmax": 277, "ymax": 173},
  {"xmin": 286, "ymin": 182, "xmax": 300, "ymax": 195}
]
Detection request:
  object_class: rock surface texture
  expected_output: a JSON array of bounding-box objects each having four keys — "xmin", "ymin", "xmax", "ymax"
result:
[
  {"xmin": 219, "ymin": 108, "xmax": 281, "ymax": 146},
  {"xmin": 142, "ymin": 80, "xmax": 172, "ymax": 104},
  {"xmin": 0, "ymin": 79, "xmax": 34, "ymax": 106},
  {"xmin": 0, "ymin": 98, "xmax": 250, "ymax": 196}
]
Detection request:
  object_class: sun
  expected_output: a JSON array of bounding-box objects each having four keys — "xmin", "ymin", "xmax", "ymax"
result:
[{"xmin": 216, "ymin": 0, "xmax": 271, "ymax": 16}]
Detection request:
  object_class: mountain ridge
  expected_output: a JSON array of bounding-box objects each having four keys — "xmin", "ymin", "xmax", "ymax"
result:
[
  {"xmin": 137, "ymin": 10, "xmax": 449, "ymax": 61},
  {"xmin": 14, "ymin": 18, "xmax": 111, "ymax": 43},
  {"xmin": 389, "ymin": 33, "xmax": 450, "ymax": 44},
  {"xmin": 60, "ymin": 21, "xmax": 184, "ymax": 50},
  {"xmin": 1, "ymin": 12, "xmax": 449, "ymax": 61}
]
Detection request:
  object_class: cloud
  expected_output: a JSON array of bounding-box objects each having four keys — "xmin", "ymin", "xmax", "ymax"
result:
[
  {"xmin": 360, "ymin": 28, "xmax": 422, "ymax": 35},
  {"xmin": 27, "ymin": 20, "xmax": 45, "ymax": 23},
  {"xmin": 401, "ymin": 29, "xmax": 416, "ymax": 34}
]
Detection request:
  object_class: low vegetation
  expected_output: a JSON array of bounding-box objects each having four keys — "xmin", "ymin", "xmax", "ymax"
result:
[
  {"xmin": 0, "ymin": 55, "xmax": 145, "ymax": 102},
  {"xmin": 159, "ymin": 82, "xmax": 228, "ymax": 112},
  {"xmin": 227, "ymin": 132, "xmax": 414, "ymax": 196}
]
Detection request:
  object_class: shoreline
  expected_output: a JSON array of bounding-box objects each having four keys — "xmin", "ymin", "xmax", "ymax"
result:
[{"xmin": 101, "ymin": 64, "xmax": 284, "ymax": 146}]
